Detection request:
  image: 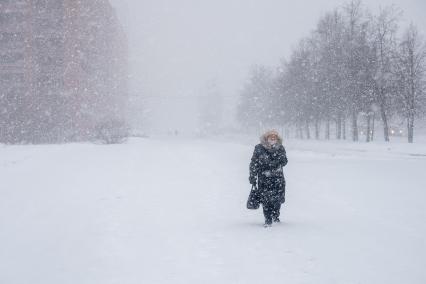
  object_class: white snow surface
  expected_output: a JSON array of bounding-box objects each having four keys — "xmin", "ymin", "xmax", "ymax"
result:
[{"xmin": 1, "ymin": 137, "xmax": 426, "ymax": 284}]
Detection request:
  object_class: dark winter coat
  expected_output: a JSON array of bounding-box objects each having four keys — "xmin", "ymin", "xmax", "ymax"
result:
[{"xmin": 249, "ymin": 134, "xmax": 288, "ymax": 205}]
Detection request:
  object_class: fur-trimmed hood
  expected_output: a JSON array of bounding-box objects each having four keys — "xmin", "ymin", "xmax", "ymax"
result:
[{"xmin": 260, "ymin": 130, "xmax": 283, "ymax": 148}]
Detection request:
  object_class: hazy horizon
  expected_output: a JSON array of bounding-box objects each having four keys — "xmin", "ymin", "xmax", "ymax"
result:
[{"xmin": 110, "ymin": 0, "xmax": 426, "ymax": 135}]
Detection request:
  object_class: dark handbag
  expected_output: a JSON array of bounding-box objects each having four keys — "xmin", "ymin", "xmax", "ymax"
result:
[{"xmin": 246, "ymin": 185, "xmax": 260, "ymax": 209}]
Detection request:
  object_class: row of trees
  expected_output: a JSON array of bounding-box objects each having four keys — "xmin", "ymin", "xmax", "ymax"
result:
[{"xmin": 238, "ymin": 1, "xmax": 426, "ymax": 143}]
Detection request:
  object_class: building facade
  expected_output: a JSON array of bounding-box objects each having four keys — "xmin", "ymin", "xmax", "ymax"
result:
[{"xmin": 0, "ymin": 0, "xmax": 127, "ymax": 143}]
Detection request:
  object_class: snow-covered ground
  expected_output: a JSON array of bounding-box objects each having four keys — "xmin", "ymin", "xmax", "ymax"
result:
[{"xmin": 1, "ymin": 137, "xmax": 426, "ymax": 284}]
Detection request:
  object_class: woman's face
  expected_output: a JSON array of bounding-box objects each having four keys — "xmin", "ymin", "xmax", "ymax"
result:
[{"xmin": 267, "ymin": 136, "xmax": 277, "ymax": 145}]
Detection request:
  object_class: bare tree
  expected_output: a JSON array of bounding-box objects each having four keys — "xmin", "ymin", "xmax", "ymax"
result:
[
  {"xmin": 343, "ymin": 0, "xmax": 364, "ymax": 141},
  {"xmin": 371, "ymin": 5, "xmax": 402, "ymax": 142},
  {"xmin": 316, "ymin": 10, "xmax": 347, "ymax": 140},
  {"xmin": 237, "ymin": 65, "xmax": 274, "ymax": 133},
  {"xmin": 395, "ymin": 24, "xmax": 426, "ymax": 143}
]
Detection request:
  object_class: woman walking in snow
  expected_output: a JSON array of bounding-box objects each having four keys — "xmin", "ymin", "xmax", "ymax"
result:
[{"xmin": 249, "ymin": 130, "xmax": 288, "ymax": 227}]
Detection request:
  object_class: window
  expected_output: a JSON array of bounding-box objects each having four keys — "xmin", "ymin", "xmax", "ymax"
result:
[
  {"xmin": 0, "ymin": 32, "xmax": 24, "ymax": 45},
  {"xmin": 0, "ymin": 52, "xmax": 24, "ymax": 65},
  {"xmin": 0, "ymin": 73, "xmax": 25, "ymax": 85},
  {"xmin": 0, "ymin": 12, "xmax": 25, "ymax": 26}
]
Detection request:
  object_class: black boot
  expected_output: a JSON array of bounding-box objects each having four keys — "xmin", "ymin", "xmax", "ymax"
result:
[
  {"xmin": 272, "ymin": 203, "xmax": 281, "ymax": 223},
  {"xmin": 264, "ymin": 219, "xmax": 272, "ymax": 227}
]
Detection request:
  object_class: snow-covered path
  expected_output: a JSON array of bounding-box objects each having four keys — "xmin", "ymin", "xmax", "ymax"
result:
[{"xmin": 1, "ymin": 138, "xmax": 426, "ymax": 284}]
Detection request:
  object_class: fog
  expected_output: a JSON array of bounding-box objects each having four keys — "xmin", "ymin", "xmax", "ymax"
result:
[{"xmin": 110, "ymin": 0, "xmax": 426, "ymax": 135}]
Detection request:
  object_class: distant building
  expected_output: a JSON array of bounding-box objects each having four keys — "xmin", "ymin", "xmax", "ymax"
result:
[{"xmin": 0, "ymin": 0, "xmax": 127, "ymax": 143}]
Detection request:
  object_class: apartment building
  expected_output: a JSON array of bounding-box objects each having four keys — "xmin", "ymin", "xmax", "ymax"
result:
[{"xmin": 0, "ymin": 0, "xmax": 127, "ymax": 143}]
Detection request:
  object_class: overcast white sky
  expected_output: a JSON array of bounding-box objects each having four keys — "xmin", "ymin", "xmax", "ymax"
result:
[{"xmin": 110, "ymin": 0, "xmax": 426, "ymax": 134}]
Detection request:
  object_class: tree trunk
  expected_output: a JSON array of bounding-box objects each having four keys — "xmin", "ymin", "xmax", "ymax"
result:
[
  {"xmin": 407, "ymin": 39, "xmax": 416, "ymax": 144},
  {"xmin": 325, "ymin": 118, "xmax": 330, "ymax": 140},
  {"xmin": 408, "ymin": 115, "xmax": 414, "ymax": 143},
  {"xmin": 351, "ymin": 111, "xmax": 358, "ymax": 141},
  {"xmin": 315, "ymin": 119, "xmax": 320, "ymax": 140},
  {"xmin": 366, "ymin": 114, "xmax": 371, "ymax": 142},
  {"xmin": 336, "ymin": 115, "xmax": 342, "ymax": 139},
  {"xmin": 380, "ymin": 104, "xmax": 390, "ymax": 142},
  {"xmin": 342, "ymin": 116, "xmax": 346, "ymax": 140},
  {"xmin": 371, "ymin": 114, "xmax": 375, "ymax": 141}
]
